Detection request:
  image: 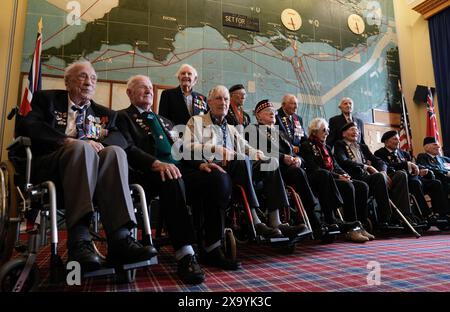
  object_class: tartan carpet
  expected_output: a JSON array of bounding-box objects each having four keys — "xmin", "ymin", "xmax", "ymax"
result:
[{"xmin": 30, "ymin": 230, "xmax": 450, "ymax": 292}]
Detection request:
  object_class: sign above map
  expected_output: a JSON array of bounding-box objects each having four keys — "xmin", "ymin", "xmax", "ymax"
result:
[{"xmin": 223, "ymin": 12, "xmax": 260, "ymax": 32}]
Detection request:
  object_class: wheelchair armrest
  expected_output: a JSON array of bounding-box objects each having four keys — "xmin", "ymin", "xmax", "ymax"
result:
[{"xmin": 7, "ymin": 136, "xmax": 32, "ymax": 151}]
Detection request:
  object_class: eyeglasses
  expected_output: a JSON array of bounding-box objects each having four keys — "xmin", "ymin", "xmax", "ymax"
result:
[{"xmin": 76, "ymin": 72, "xmax": 97, "ymax": 83}]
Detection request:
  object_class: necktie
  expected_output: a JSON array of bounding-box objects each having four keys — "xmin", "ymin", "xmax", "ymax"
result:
[{"xmin": 72, "ymin": 105, "xmax": 88, "ymax": 139}]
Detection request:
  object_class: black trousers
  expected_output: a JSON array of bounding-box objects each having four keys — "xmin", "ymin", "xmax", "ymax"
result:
[
  {"xmin": 183, "ymin": 169, "xmax": 233, "ymax": 247},
  {"xmin": 409, "ymin": 176, "xmax": 450, "ymax": 217},
  {"xmin": 224, "ymin": 157, "xmax": 289, "ymax": 212},
  {"xmin": 132, "ymin": 169, "xmax": 196, "ymax": 250},
  {"xmin": 334, "ymin": 179, "xmax": 369, "ymax": 222},
  {"xmin": 308, "ymin": 169, "xmax": 344, "ymax": 224},
  {"xmin": 281, "ymin": 165, "xmax": 321, "ymax": 229},
  {"xmin": 358, "ymin": 172, "xmax": 392, "ymax": 223}
]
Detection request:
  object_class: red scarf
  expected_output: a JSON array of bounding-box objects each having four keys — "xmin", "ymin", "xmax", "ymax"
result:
[
  {"xmin": 309, "ymin": 135, "xmax": 334, "ymax": 171},
  {"xmin": 230, "ymin": 102, "xmax": 244, "ymax": 125}
]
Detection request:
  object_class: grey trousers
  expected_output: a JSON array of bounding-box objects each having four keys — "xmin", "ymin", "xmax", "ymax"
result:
[{"xmin": 34, "ymin": 140, "xmax": 136, "ymax": 233}]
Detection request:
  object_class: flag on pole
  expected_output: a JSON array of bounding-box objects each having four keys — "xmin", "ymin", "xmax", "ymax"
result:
[
  {"xmin": 425, "ymin": 86, "xmax": 441, "ymax": 146},
  {"xmin": 19, "ymin": 17, "xmax": 43, "ymax": 117},
  {"xmin": 398, "ymin": 80, "xmax": 413, "ymax": 154}
]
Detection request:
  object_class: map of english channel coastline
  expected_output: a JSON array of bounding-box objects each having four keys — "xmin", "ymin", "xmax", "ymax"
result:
[
  {"xmin": 42, "ymin": 0, "xmax": 380, "ymax": 62},
  {"xmin": 24, "ymin": 0, "xmax": 400, "ymax": 124}
]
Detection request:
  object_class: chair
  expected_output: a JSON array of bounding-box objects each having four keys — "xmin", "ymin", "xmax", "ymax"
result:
[{"xmin": 0, "ymin": 136, "xmax": 157, "ymax": 292}]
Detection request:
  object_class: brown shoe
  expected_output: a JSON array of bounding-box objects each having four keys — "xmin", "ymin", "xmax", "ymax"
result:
[
  {"xmin": 345, "ymin": 230, "xmax": 369, "ymax": 243},
  {"xmin": 254, "ymin": 223, "xmax": 283, "ymax": 238},
  {"xmin": 278, "ymin": 223, "xmax": 307, "ymax": 238},
  {"xmin": 360, "ymin": 229, "xmax": 375, "ymax": 240}
]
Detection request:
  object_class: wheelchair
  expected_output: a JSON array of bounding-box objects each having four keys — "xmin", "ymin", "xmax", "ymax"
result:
[
  {"xmin": 366, "ymin": 195, "xmax": 424, "ymax": 238},
  {"xmin": 0, "ymin": 136, "xmax": 157, "ymax": 292},
  {"xmin": 409, "ymin": 194, "xmax": 450, "ymax": 232},
  {"xmin": 224, "ymin": 183, "xmax": 313, "ymax": 254}
]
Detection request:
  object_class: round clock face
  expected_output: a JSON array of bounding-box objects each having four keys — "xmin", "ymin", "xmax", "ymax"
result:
[
  {"xmin": 281, "ymin": 8, "xmax": 302, "ymax": 31},
  {"xmin": 348, "ymin": 14, "xmax": 365, "ymax": 35}
]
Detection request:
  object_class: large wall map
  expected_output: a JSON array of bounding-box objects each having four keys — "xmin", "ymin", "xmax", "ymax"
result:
[{"xmin": 22, "ymin": 0, "xmax": 402, "ymax": 125}]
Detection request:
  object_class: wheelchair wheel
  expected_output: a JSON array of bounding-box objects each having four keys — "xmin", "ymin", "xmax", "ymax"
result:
[
  {"xmin": 0, "ymin": 257, "xmax": 39, "ymax": 292},
  {"xmin": 0, "ymin": 161, "xmax": 20, "ymax": 265},
  {"xmin": 223, "ymin": 228, "xmax": 237, "ymax": 261}
]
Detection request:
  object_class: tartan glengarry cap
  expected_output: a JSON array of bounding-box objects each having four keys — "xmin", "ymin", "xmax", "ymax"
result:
[
  {"xmin": 340, "ymin": 121, "xmax": 357, "ymax": 134},
  {"xmin": 381, "ymin": 130, "xmax": 398, "ymax": 143},
  {"xmin": 254, "ymin": 99, "xmax": 274, "ymax": 114},
  {"xmin": 423, "ymin": 136, "xmax": 438, "ymax": 146},
  {"xmin": 229, "ymin": 84, "xmax": 245, "ymax": 93}
]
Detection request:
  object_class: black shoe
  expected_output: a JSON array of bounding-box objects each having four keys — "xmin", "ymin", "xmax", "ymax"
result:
[
  {"xmin": 68, "ymin": 240, "xmax": 101, "ymax": 272},
  {"xmin": 278, "ymin": 223, "xmax": 307, "ymax": 238},
  {"xmin": 177, "ymin": 254, "xmax": 205, "ymax": 284},
  {"xmin": 254, "ymin": 223, "xmax": 283, "ymax": 238},
  {"xmin": 107, "ymin": 235, "xmax": 158, "ymax": 265},
  {"xmin": 202, "ymin": 247, "xmax": 241, "ymax": 271}
]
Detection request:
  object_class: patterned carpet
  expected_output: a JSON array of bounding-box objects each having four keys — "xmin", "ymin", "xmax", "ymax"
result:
[{"xmin": 28, "ymin": 228, "xmax": 450, "ymax": 292}]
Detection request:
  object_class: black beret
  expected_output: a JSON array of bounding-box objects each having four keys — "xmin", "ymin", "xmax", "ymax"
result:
[
  {"xmin": 381, "ymin": 130, "xmax": 398, "ymax": 143},
  {"xmin": 423, "ymin": 136, "xmax": 438, "ymax": 146},
  {"xmin": 229, "ymin": 84, "xmax": 245, "ymax": 93},
  {"xmin": 340, "ymin": 122, "xmax": 357, "ymax": 134},
  {"xmin": 254, "ymin": 99, "xmax": 274, "ymax": 114}
]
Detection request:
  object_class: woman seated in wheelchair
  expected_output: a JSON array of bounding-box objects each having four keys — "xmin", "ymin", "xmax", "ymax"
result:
[
  {"xmin": 183, "ymin": 85, "xmax": 307, "ymax": 240},
  {"xmin": 299, "ymin": 118, "xmax": 374, "ymax": 243}
]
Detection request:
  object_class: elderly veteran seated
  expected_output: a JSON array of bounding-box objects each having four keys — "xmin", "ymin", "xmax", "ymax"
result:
[
  {"xmin": 334, "ymin": 122, "xmax": 412, "ymax": 226},
  {"xmin": 417, "ymin": 137, "xmax": 450, "ymax": 218},
  {"xmin": 299, "ymin": 118, "xmax": 372, "ymax": 243},
  {"xmin": 117, "ymin": 76, "xmax": 241, "ymax": 283},
  {"xmin": 375, "ymin": 131, "xmax": 449, "ymax": 223},
  {"xmin": 183, "ymin": 85, "xmax": 306, "ymax": 239},
  {"xmin": 17, "ymin": 61, "xmax": 157, "ymax": 272},
  {"xmin": 251, "ymin": 99, "xmax": 322, "ymax": 236}
]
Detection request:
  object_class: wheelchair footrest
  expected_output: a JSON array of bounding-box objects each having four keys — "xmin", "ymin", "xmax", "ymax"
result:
[
  {"xmin": 120, "ymin": 257, "xmax": 158, "ymax": 271},
  {"xmin": 83, "ymin": 267, "xmax": 116, "ymax": 278}
]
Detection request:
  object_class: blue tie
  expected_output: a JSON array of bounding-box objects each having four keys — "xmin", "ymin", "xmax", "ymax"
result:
[{"xmin": 72, "ymin": 105, "xmax": 88, "ymax": 139}]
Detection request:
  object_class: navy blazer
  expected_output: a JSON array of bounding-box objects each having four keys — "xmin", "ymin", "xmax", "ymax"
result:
[
  {"xmin": 416, "ymin": 153, "xmax": 450, "ymax": 180},
  {"xmin": 333, "ymin": 140, "xmax": 386, "ymax": 180},
  {"xmin": 17, "ymin": 90, "xmax": 126, "ymax": 156},
  {"xmin": 158, "ymin": 86, "xmax": 208, "ymax": 126},
  {"xmin": 275, "ymin": 108, "xmax": 306, "ymax": 149},
  {"xmin": 299, "ymin": 139, "xmax": 347, "ymax": 178},
  {"xmin": 327, "ymin": 114, "xmax": 365, "ymax": 147}
]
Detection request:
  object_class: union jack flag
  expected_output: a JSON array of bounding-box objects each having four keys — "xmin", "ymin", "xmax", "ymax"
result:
[
  {"xmin": 398, "ymin": 81, "xmax": 413, "ymax": 154},
  {"xmin": 426, "ymin": 86, "xmax": 441, "ymax": 146},
  {"xmin": 19, "ymin": 18, "xmax": 43, "ymax": 117}
]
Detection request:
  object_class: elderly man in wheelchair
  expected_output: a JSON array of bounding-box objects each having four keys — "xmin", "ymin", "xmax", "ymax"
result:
[{"xmin": 13, "ymin": 60, "xmax": 157, "ymax": 274}]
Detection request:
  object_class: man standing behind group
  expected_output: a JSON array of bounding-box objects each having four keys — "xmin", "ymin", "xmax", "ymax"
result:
[
  {"xmin": 327, "ymin": 97, "xmax": 365, "ymax": 147},
  {"xmin": 276, "ymin": 94, "xmax": 306, "ymax": 154},
  {"xmin": 159, "ymin": 63, "xmax": 208, "ymax": 126},
  {"xmin": 226, "ymin": 84, "xmax": 251, "ymax": 128}
]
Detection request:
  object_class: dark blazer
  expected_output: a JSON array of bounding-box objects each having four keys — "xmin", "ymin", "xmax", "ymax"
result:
[
  {"xmin": 327, "ymin": 114, "xmax": 365, "ymax": 147},
  {"xmin": 117, "ymin": 105, "xmax": 202, "ymax": 174},
  {"xmin": 226, "ymin": 107, "xmax": 251, "ymax": 128},
  {"xmin": 275, "ymin": 108, "xmax": 306, "ymax": 149},
  {"xmin": 375, "ymin": 147, "xmax": 434, "ymax": 179},
  {"xmin": 158, "ymin": 86, "xmax": 208, "ymax": 126},
  {"xmin": 17, "ymin": 89, "xmax": 126, "ymax": 156},
  {"xmin": 251, "ymin": 123, "xmax": 300, "ymax": 166},
  {"xmin": 117, "ymin": 104, "xmax": 176, "ymax": 170},
  {"xmin": 416, "ymin": 153, "xmax": 450, "ymax": 180},
  {"xmin": 333, "ymin": 140, "xmax": 386, "ymax": 179},
  {"xmin": 299, "ymin": 139, "xmax": 347, "ymax": 178}
]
